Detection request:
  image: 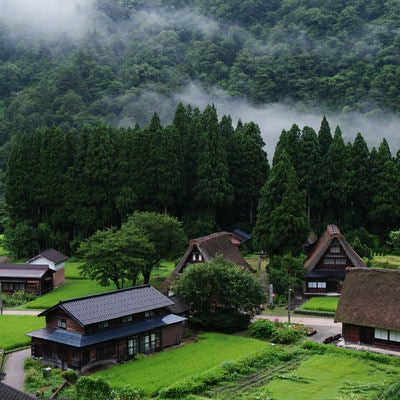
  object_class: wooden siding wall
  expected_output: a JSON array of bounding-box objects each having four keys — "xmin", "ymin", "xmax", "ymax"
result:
[
  {"xmin": 52, "ymin": 269, "xmax": 65, "ymax": 287},
  {"xmin": 343, "ymin": 324, "xmax": 360, "ymax": 343},
  {"xmin": 46, "ymin": 311, "xmax": 85, "ymax": 334},
  {"xmin": 162, "ymin": 323, "xmax": 184, "ymax": 348}
]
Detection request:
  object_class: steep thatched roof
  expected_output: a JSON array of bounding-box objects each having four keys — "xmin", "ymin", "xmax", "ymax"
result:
[
  {"xmin": 304, "ymin": 225, "xmax": 366, "ymax": 273},
  {"xmin": 335, "ymin": 268, "xmax": 400, "ymax": 331},
  {"xmin": 160, "ymin": 232, "xmax": 253, "ymax": 293}
]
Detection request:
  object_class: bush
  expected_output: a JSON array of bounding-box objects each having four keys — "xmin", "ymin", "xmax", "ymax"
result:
[
  {"xmin": 76, "ymin": 376, "xmax": 112, "ymax": 400},
  {"xmin": 382, "ymin": 381, "xmax": 400, "ymax": 400},
  {"xmin": 2, "ymin": 291, "xmax": 36, "ymax": 307},
  {"xmin": 270, "ymin": 326, "xmax": 305, "ymax": 344},
  {"xmin": 61, "ymin": 369, "xmax": 79, "ymax": 384},
  {"xmin": 249, "ymin": 319, "xmax": 277, "ymax": 339},
  {"xmin": 111, "ymin": 386, "xmax": 144, "ymax": 400},
  {"xmin": 24, "ymin": 357, "xmax": 40, "ymax": 370}
]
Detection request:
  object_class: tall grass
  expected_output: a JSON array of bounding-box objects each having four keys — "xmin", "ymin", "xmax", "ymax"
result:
[{"xmin": 298, "ymin": 297, "xmax": 339, "ymax": 313}]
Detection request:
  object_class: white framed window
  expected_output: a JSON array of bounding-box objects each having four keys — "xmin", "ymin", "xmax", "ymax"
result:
[
  {"xmin": 317, "ymin": 282, "xmax": 326, "ymax": 288},
  {"xmin": 389, "ymin": 330, "xmax": 400, "ymax": 342},
  {"xmin": 330, "ymin": 245, "xmax": 340, "ymax": 253},
  {"xmin": 375, "ymin": 328, "xmax": 388, "ymax": 340},
  {"xmin": 324, "ymin": 258, "xmax": 335, "ymax": 264},
  {"xmin": 308, "ymin": 282, "xmax": 317, "ymax": 288}
]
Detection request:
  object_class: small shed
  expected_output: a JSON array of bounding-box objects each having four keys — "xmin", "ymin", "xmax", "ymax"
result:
[{"xmin": 28, "ymin": 248, "xmax": 68, "ymax": 287}]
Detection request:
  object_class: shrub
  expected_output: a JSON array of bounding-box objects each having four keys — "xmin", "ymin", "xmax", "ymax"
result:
[
  {"xmin": 24, "ymin": 357, "xmax": 40, "ymax": 370},
  {"xmin": 76, "ymin": 376, "xmax": 112, "ymax": 400},
  {"xmin": 382, "ymin": 381, "xmax": 400, "ymax": 400},
  {"xmin": 270, "ymin": 325, "xmax": 305, "ymax": 344},
  {"xmin": 249, "ymin": 319, "xmax": 277, "ymax": 339},
  {"xmin": 61, "ymin": 369, "xmax": 79, "ymax": 384},
  {"xmin": 111, "ymin": 386, "xmax": 144, "ymax": 400}
]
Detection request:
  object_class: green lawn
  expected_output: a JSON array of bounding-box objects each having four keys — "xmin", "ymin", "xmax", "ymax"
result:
[
  {"xmin": 0, "ymin": 315, "xmax": 44, "ymax": 350},
  {"xmin": 266, "ymin": 353, "xmax": 398, "ymax": 400},
  {"xmin": 22, "ymin": 279, "xmax": 117, "ymax": 309},
  {"xmin": 93, "ymin": 332, "xmax": 269, "ymax": 396},
  {"xmin": 298, "ymin": 297, "xmax": 339, "ymax": 313}
]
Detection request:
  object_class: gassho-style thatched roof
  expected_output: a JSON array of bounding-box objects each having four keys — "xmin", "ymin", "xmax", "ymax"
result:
[
  {"xmin": 335, "ymin": 267, "xmax": 400, "ymax": 331},
  {"xmin": 160, "ymin": 231, "xmax": 254, "ymax": 293},
  {"xmin": 304, "ymin": 224, "xmax": 367, "ymax": 274}
]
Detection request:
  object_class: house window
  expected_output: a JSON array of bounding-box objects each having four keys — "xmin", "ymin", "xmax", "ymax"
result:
[
  {"xmin": 308, "ymin": 282, "xmax": 317, "ymax": 288},
  {"xmin": 96, "ymin": 345, "xmax": 116, "ymax": 360},
  {"xmin": 123, "ymin": 315, "xmax": 133, "ymax": 323},
  {"xmin": 335, "ymin": 258, "xmax": 347, "ymax": 265},
  {"xmin": 128, "ymin": 337, "xmax": 138, "ymax": 357},
  {"xmin": 389, "ymin": 330, "xmax": 400, "ymax": 342},
  {"xmin": 57, "ymin": 319, "xmax": 67, "ymax": 329},
  {"xmin": 375, "ymin": 328, "xmax": 388, "ymax": 340},
  {"xmin": 98, "ymin": 321, "xmax": 109, "ymax": 329},
  {"xmin": 317, "ymin": 282, "xmax": 326, "ymax": 289},
  {"xmin": 324, "ymin": 258, "xmax": 335, "ymax": 265},
  {"xmin": 330, "ymin": 245, "xmax": 341, "ymax": 253},
  {"xmin": 2, "ymin": 281, "xmax": 25, "ymax": 291},
  {"xmin": 145, "ymin": 310, "xmax": 155, "ymax": 318}
]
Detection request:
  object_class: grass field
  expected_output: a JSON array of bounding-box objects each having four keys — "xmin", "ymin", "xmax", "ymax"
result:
[
  {"xmin": 371, "ymin": 254, "xmax": 400, "ymax": 270},
  {"xmin": 297, "ymin": 297, "xmax": 339, "ymax": 313},
  {"xmin": 92, "ymin": 332, "xmax": 269, "ymax": 397},
  {"xmin": 0, "ymin": 315, "xmax": 44, "ymax": 350},
  {"xmin": 265, "ymin": 352, "xmax": 398, "ymax": 400}
]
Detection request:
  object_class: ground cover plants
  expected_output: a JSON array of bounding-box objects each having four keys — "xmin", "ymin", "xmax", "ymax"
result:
[
  {"xmin": 51, "ymin": 337, "xmax": 400, "ymax": 400},
  {"xmin": 0, "ymin": 315, "xmax": 44, "ymax": 350},
  {"xmin": 297, "ymin": 297, "xmax": 339, "ymax": 313},
  {"xmin": 371, "ymin": 255, "xmax": 400, "ymax": 270}
]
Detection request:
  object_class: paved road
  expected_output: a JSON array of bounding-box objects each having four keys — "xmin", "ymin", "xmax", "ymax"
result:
[{"xmin": 3, "ymin": 348, "xmax": 31, "ymax": 391}]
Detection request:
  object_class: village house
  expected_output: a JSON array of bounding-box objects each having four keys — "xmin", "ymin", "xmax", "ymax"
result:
[
  {"xmin": 160, "ymin": 231, "xmax": 254, "ymax": 294},
  {"xmin": 28, "ymin": 248, "xmax": 68, "ymax": 288},
  {"xmin": 27, "ymin": 285, "xmax": 186, "ymax": 371},
  {"xmin": 335, "ymin": 268, "xmax": 400, "ymax": 352},
  {"xmin": 0, "ymin": 264, "xmax": 53, "ymax": 296},
  {"xmin": 303, "ymin": 225, "xmax": 367, "ymax": 294}
]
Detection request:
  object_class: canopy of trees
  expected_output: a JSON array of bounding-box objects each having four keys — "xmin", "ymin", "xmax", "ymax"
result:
[{"xmin": 77, "ymin": 212, "xmax": 186, "ymax": 288}]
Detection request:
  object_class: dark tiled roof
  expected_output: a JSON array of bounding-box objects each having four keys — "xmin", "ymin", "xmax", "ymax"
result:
[
  {"xmin": 0, "ymin": 382, "xmax": 35, "ymax": 400},
  {"xmin": 39, "ymin": 285, "xmax": 174, "ymax": 326},
  {"xmin": 231, "ymin": 229, "xmax": 251, "ymax": 242},
  {"xmin": 335, "ymin": 268, "xmax": 400, "ymax": 331},
  {"xmin": 0, "ymin": 264, "xmax": 50, "ymax": 279},
  {"xmin": 28, "ymin": 248, "xmax": 68, "ymax": 264},
  {"xmin": 160, "ymin": 232, "xmax": 254, "ymax": 293},
  {"xmin": 304, "ymin": 224, "xmax": 367, "ymax": 273},
  {"xmin": 27, "ymin": 314, "xmax": 186, "ymax": 348}
]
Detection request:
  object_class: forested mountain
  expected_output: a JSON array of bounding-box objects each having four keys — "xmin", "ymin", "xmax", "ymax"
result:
[
  {"xmin": 1, "ymin": 0, "xmax": 400, "ymax": 145},
  {"xmin": 2, "ymin": 0, "xmax": 400, "ymax": 256}
]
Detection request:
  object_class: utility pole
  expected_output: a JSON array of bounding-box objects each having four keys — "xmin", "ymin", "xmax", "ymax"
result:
[
  {"xmin": 0, "ymin": 281, "xmax": 3, "ymax": 315},
  {"xmin": 287, "ymin": 286, "xmax": 293, "ymax": 323}
]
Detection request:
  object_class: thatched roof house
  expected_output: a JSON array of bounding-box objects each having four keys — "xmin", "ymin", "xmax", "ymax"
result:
[
  {"xmin": 304, "ymin": 225, "xmax": 367, "ymax": 294},
  {"xmin": 335, "ymin": 268, "xmax": 400, "ymax": 351},
  {"xmin": 160, "ymin": 232, "xmax": 254, "ymax": 294}
]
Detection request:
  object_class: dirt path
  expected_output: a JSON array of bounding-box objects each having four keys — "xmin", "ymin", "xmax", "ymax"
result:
[{"xmin": 2, "ymin": 348, "xmax": 31, "ymax": 391}]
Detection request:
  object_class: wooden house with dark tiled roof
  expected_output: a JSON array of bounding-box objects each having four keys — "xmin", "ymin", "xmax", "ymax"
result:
[
  {"xmin": 160, "ymin": 232, "xmax": 254, "ymax": 294},
  {"xmin": 28, "ymin": 248, "xmax": 68, "ymax": 288},
  {"xmin": 335, "ymin": 268, "xmax": 400, "ymax": 351},
  {"xmin": 304, "ymin": 225, "xmax": 367, "ymax": 294},
  {"xmin": 0, "ymin": 264, "xmax": 53, "ymax": 296},
  {"xmin": 0, "ymin": 382, "xmax": 35, "ymax": 400},
  {"xmin": 27, "ymin": 285, "xmax": 186, "ymax": 371}
]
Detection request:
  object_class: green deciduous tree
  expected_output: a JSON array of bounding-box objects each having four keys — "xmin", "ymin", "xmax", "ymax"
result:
[{"xmin": 174, "ymin": 256, "xmax": 266, "ymax": 327}]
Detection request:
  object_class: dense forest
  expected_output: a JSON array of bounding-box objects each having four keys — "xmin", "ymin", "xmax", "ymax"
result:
[
  {"xmin": 4, "ymin": 106, "xmax": 400, "ymax": 258},
  {"xmin": 2, "ymin": 0, "xmax": 400, "ymax": 256}
]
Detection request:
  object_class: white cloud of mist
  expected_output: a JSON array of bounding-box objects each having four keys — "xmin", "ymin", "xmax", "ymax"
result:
[
  {"xmin": 0, "ymin": 0, "xmax": 96, "ymax": 39},
  {"xmin": 174, "ymin": 83, "xmax": 400, "ymax": 156}
]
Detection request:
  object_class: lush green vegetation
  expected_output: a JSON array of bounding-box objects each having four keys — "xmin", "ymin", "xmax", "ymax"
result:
[
  {"xmin": 92, "ymin": 332, "xmax": 269, "ymax": 397},
  {"xmin": 48, "ymin": 336, "xmax": 400, "ymax": 400},
  {"xmin": 298, "ymin": 297, "xmax": 339, "ymax": 313},
  {"xmin": 370, "ymin": 255, "xmax": 400, "ymax": 270},
  {"xmin": 0, "ymin": 315, "xmax": 44, "ymax": 350}
]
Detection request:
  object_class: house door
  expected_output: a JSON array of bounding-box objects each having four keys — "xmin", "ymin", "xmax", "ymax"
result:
[{"xmin": 359, "ymin": 327, "xmax": 374, "ymax": 345}]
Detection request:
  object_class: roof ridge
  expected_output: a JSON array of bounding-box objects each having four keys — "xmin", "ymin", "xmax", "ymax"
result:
[{"xmin": 59, "ymin": 284, "xmax": 152, "ymax": 305}]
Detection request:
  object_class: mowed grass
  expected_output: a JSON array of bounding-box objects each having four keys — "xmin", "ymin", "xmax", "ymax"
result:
[
  {"xmin": 266, "ymin": 353, "xmax": 398, "ymax": 400},
  {"xmin": 93, "ymin": 332, "xmax": 268, "ymax": 396},
  {"xmin": 23, "ymin": 279, "xmax": 117, "ymax": 309},
  {"xmin": 298, "ymin": 297, "xmax": 339, "ymax": 313},
  {"xmin": 0, "ymin": 315, "xmax": 45, "ymax": 350}
]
